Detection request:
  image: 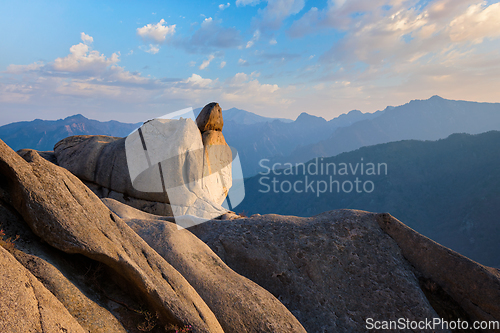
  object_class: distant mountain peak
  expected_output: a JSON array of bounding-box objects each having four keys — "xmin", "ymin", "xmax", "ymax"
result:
[
  {"xmin": 429, "ymin": 95, "xmax": 445, "ymax": 100},
  {"xmin": 64, "ymin": 114, "xmax": 87, "ymax": 121},
  {"xmin": 295, "ymin": 112, "xmax": 327, "ymax": 123},
  {"xmin": 347, "ymin": 109, "xmax": 363, "ymax": 115}
]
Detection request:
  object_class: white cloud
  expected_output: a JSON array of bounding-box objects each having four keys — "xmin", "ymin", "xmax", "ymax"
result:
[
  {"xmin": 6, "ymin": 62, "xmax": 44, "ymax": 74},
  {"xmin": 184, "ymin": 73, "xmax": 214, "ymax": 88},
  {"xmin": 137, "ymin": 19, "xmax": 176, "ymax": 43},
  {"xmin": 449, "ymin": 2, "xmax": 500, "ymax": 43},
  {"xmin": 55, "ymin": 80, "xmax": 122, "ymax": 98},
  {"xmin": 106, "ymin": 65, "xmax": 150, "ymax": 84},
  {"xmin": 80, "ymin": 32, "xmax": 93, "ymax": 44},
  {"xmin": 4, "ymin": 35, "xmax": 155, "ymax": 91},
  {"xmin": 202, "ymin": 17, "xmax": 213, "ymax": 27},
  {"xmin": 140, "ymin": 44, "xmax": 160, "ymax": 54},
  {"xmin": 199, "ymin": 54, "xmax": 215, "ymax": 70},
  {"xmin": 269, "ymin": 38, "xmax": 277, "ymax": 45},
  {"xmin": 246, "ymin": 30, "xmax": 261, "ymax": 48},
  {"xmin": 1, "ymin": 34, "xmax": 298, "ymax": 124},
  {"xmin": 52, "ymin": 35, "xmax": 119, "ymax": 73},
  {"xmin": 291, "ymin": 0, "xmax": 500, "ymax": 74},
  {"xmin": 5, "ymin": 7, "xmax": 500, "ymax": 127},
  {"xmin": 237, "ymin": 0, "xmax": 305, "ymax": 30},
  {"xmin": 274, "ymin": 0, "xmax": 500, "ymax": 120},
  {"xmin": 219, "ymin": 2, "xmax": 230, "ymax": 10},
  {"xmin": 287, "ymin": 6, "xmax": 320, "ymax": 38}
]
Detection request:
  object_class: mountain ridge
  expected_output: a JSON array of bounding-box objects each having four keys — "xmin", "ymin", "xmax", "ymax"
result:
[
  {"xmin": 0, "ymin": 114, "xmax": 142, "ymax": 152},
  {"xmin": 0, "ymin": 106, "xmax": 383, "ymax": 177},
  {"xmin": 3, "ymin": 95, "xmax": 500, "ymax": 178},
  {"xmin": 283, "ymin": 96, "xmax": 500, "ymax": 165}
]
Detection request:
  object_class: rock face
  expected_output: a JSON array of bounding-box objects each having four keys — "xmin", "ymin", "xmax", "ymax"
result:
[
  {"xmin": 124, "ymin": 117, "xmax": 228, "ymax": 221},
  {"xmin": 53, "ymin": 102, "xmax": 233, "ymax": 218},
  {"xmin": 0, "ymin": 246, "xmax": 87, "ymax": 333},
  {"xmin": 125, "ymin": 216, "xmax": 307, "ymax": 333},
  {"xmin": 105, "ymin": 197, "xmax": 307, "ymax": 332},
  {"xmin": 54, "ymin": 134, "xmax": 175, "ymax": 216},
  {"xmin": 189, "ymin": 210, "xmax": 500, "ymax": 333},
  {"xmin": 0, "ymin": 140, "xmax": 224, "ymax": 333},
  {"xmin": 10, "ymin": 249, "xmax": 128, "ymax": 333},
  {"xmin": 377, "ymin": 213, "xmax": 500, "ymax": 324},
  {"xmin": 0, "ymin": 139, "xmax": 307, "ymax": 333}
]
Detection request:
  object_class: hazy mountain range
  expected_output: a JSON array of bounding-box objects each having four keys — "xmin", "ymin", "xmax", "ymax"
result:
[
  {"xmin": 0, "ymin": 105, "xmax": 382, "ymax": 176},
  {"xmin": 196, "ymin": 107, "xmax": 293, "ymax": 125},
  {"xmin": 237, "ymin": 130, "xmax": 500, "ymax": 268},
  {"xmin": 283, "ymin": 95, "xmax": 500, "ymax": 166},
  {"xmin": 2, "ymin": 96, "xmax": 500, "ymax": 177},
  {"xmin": 0, "ymin": 114, "xmax": 141, "ymax": 152},
  {"xmin": 213, "ymin": 96, "xmax": 500, "ymax": 176},
  {"xmin": 222, "ymin": 109, "xmax": 383, "ymax": 175}
]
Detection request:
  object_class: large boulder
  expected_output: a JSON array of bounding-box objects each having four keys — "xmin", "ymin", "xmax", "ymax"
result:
[
  {"xmin": 125, "ymin": 117, "xmax": 228, "ymax": 220},
  {"xmin": 105, "ymin": 198, "xmax": 306, "ymax": 333},
  {"xmin": 0, "ymin": 192, "xmax": 159, "ymax": 332},
  {"xmin": 53, "ymin": 135, "xmax": 174, "ymax": 215},
  {"xmin": 0, "ymin": 140, "xmax": 224, "ymax": 333},
  {"xmin": 53, "ymin": 115, "xmax": 232, "ymax": 219},
  {"xmin": 190, "ymin": 210, "xmax": 451, "ymax": 332}
]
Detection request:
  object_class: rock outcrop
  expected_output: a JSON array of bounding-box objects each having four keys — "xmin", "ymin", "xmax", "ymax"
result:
[
  {"xmin": 53, "ymin": 102, "xmax": 233, "ymax": 219},
  {"xmin": 53, "ymin": 134, "xmax": 176, "ymax": 216},
  {"xmin": 124, "ymin": 212, "xmax": 307, "ymax": 333},
  {"xmin": 124, "ymin": 117, "xmax": 229, "ymax": 221},
  {"xmin": 10, "ymin": 249, "xmax": 128, "ymax": 333},
  {"xmin": 190, "ymin": 210, "xmax": 449, "ymax": 332},
  {"xmin": 0, "ymin": 140, "xmax": 224, "ymax": 332},
  {"xmin": 0, "ymin": 139, "xmax": 307, "ymax": 333}
]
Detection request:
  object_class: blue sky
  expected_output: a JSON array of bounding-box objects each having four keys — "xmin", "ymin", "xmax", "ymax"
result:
[{"xmin": 1, "ymin": 0, "xmax": 500, "ymax": 125}]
